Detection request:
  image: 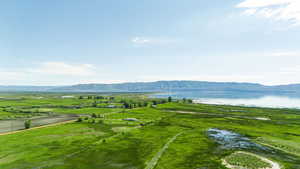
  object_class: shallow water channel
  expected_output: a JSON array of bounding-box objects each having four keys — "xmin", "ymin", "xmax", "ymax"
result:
[{"xmin": 207, "ymin": 128, "xmax": 269, "ymax": 151}]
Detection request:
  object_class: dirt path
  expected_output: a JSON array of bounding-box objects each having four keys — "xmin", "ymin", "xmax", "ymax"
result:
[
  {"xmin": 0, "ymin": 119, "xmax": 76, "ymax": 136},
  {"xmin": 145, "ymin": 132, "xmax": 183, "ymax": 169},
  {"xmin": 223, "ymin": 151, "xmax": 281, "ymax": 169}
]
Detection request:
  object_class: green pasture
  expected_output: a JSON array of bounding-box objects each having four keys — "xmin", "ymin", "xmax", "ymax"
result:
[{"xmin": 0, "ymin": 95, "xmax": 300, "ymax": 169}]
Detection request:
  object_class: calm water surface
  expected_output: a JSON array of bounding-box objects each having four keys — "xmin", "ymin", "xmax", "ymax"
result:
[
  {"xmin": 152, "ymin": 91, "xmax": 300, "ymax": 109},
  {"xmin": 194, "ymin": 96, "xmax": 300, "ymax": 109}
]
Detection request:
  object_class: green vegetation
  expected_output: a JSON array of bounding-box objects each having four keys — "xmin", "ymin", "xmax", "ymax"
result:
[
  {"xmin": 256, "ymin": 137, "xmax": 300, "ymax": 157},
  {"xmin": 24, "ymin": 120, "xmax": 31, "ymax": 129},
  {"xmin": 224, "ymin": 152, "xmax": 271, "ymax": 169},
  {"xmin": 0, "ymin": 93, "xmax": 299, "ymax": 169}
]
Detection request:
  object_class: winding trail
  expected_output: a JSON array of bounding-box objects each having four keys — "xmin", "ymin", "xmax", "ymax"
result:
[{"xmin": 145, "ymin": 132, "xmax": 183, "ymax": 169}]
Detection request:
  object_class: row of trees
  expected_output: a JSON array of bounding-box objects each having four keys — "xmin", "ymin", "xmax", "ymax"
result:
[
  {"xmin": 182, "ymin": 98, "xmax": 193, "ymax": 103},
  {"xmin": 121, "ymin": 97, "xmax": 172, "ymax": 109},
  {"xmin": 80, "ymin": 95, "xmax": 192, "ymax": 109},
  {"xmin": 79, "ymin": 96, "xmax": 115, "ymax": 100}
]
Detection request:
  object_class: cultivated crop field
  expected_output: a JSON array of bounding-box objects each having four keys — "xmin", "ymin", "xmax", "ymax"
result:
[{"xmin": 0, "ymin": 93, "xmax": 299, "ymax": 169}]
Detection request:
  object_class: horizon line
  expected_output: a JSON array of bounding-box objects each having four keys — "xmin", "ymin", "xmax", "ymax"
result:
[{"xmin": 0, "ymin": 80, "xmax": 299, "ymax": 87}]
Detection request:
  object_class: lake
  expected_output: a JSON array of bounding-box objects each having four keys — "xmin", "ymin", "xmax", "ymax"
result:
[{"xmin": 151, "ymin": 90, "xmax": 300, "ymax": 109}]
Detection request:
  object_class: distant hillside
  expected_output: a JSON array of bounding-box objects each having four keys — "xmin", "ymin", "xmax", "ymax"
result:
[
  {"xmin": 51, "ymin": 81, "xmax": 266, "ymax": 92},
  {"xmin": 1, "ymin": 81, "xmax": 300, "ymax": 94}
]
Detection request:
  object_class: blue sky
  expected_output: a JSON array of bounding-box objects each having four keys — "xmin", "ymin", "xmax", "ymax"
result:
[{"xmin": 1, "ymin": 0, "xmax": 300, "ymax": 85}]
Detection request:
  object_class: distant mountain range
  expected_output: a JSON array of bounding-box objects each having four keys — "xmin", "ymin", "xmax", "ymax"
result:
[{"xmin": 0, "ymin": 81, "xmax": 300, "ymax": 94}]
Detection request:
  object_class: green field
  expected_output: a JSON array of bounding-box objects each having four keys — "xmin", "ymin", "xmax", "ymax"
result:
[
  {"xmin": 224, "ymin": 152, "xmax": 271, "ymax": 169},
  {"xmin": 0, "ymin": 93, "xmax": 300, "ymax": 169},
  {"xmin": 0, "ymin": 109, "xmax": 39, "ymax": 120}
]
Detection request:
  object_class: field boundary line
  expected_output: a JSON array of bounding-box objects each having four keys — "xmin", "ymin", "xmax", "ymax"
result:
[
  {"xmin": 145, "ymin": 132, "xmax": 183, "ymax": 169},
  {"xmin": 0, "ymin": 120, "xmax": 76, "ymax": 136}
]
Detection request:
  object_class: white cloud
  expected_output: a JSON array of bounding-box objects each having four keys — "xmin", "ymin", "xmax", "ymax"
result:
[
  {"xmin": 0, "ymin": 70, "xmax": 27, "ymax": 81},
  {"xmin": 237, "ymin": 0, "xmax": 300, "ymax": 25},
  {"xmin": 0, "ymin": 62, "xmax": 99, "ymax": 85},
  {"xmin": 280, "ymin": 66, "xmax": 300, "ymax": 74},
  {"xmin": 241, "ymin": 51, "xmax": 300, "ymax": 57},
  {"xmin": 237, "ymin": 0, "xmax": 291, "ymax": 8},
  {"xmin": 131, "ymin": 37, "xmax": 151, "ymax": 45},
  {"xmin": 267, "ymin": 51, "xmax": 300, "ymax": 56},
  {"xmin": 243, "ymin": 9, "xmax": 257, "ymax": 15},
  {"xmin": 28, "ymin": 62, "xmax": 96, "ymax": 76},
  {"xmin": 131, "ymin": 37, "xmax": 177, "ymax": 46}
]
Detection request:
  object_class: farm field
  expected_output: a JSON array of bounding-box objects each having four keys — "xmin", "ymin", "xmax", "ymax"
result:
[{"xmin": 0, "ymin": 93, "xmax": 299, "ymax": 169}]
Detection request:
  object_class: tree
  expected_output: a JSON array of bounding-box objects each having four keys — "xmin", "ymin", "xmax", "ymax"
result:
[
  {"xmin": 92, "ymin": 113, "xmax": 97, "ymax": 118},
  {"xmin": 138, "ymin": 102, "xmax": 142, "ymax": 107},
  {"xmin": 24, "ymin": 120, "xmax": 31, "ymax": 129},
  {"xmin": 143, "ymin": 102, "xmax": 148, "ymax": 107},
  {"xmin": 168, "ymin": 96, "xmax": 172, "ymax": 102},
  {"xmin": 92, "ymin": 102, "xmax": 97, "ymax": 107},
  {"xmin": 129, "ymin": 104, "xmax": 134, "ymax": 109},
  {"xmin": 161, "ymin": 100, "xmax": 167, "ymax": 104},
  {"xmin": 182, "ymin": 98, "xmax": 187, "ymax": 103},
  {"xmin": 78, "ymin": 96, "xmax": 84, "ymax": 99},
  {"xmin": 124, "ymin": 102, "xmax": 130, "ymax": 109}
]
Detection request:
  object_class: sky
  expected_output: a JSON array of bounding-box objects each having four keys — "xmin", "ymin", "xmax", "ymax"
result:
[{"xmin": 1, "ymin": 0, "xmax": 300, "ymax": 86}]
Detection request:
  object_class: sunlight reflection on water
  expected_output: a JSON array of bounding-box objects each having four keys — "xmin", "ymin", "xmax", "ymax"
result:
[{"xmin": 194, "ymin": 96, "xmax": 300, "ymax": 109}]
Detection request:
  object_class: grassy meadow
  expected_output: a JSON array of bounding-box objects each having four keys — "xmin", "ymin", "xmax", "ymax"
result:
[{"xmin": 0, "ymin": 93, "xmax": 299, "ymax": 169}]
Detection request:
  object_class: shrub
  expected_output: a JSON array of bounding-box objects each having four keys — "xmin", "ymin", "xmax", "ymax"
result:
[
  {"xmin": 92, "ymin": 113, "xmax": 97, "ymax": 118},
  {"xmin": 187, "ymin": 99, "xmax": 193, "ymax": 103},
  {"xmin": 77, "ymin": 117, "xmax": 83, "ymax": 122},
  {"xmin": 24, "ymin": 120, "xmax": 31, "ymax": 129}
]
